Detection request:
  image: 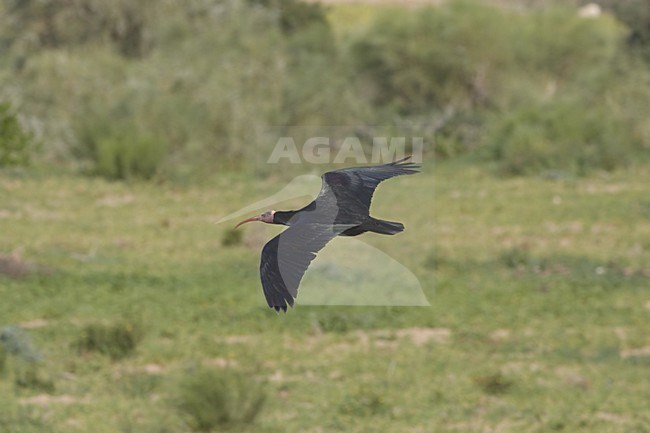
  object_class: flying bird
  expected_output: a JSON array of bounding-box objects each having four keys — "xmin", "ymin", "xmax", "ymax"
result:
[{"xmin": 235, "ymin": 156, "xmax": 420, "ymax": 312}]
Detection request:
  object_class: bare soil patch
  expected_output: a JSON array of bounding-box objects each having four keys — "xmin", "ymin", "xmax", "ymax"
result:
[
  {"xmin": 19, "ymin": 395, "xmax": 87, "ymax": 406},
  {"xmin": 0, "ymin": 253, "xmax": 50, "ymax": 279}
]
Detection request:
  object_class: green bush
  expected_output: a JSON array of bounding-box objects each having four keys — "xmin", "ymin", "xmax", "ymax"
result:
[
  {"xmin": 174, "ymin": 367, "xmax": 266, "ymax": 431},
  {"xmin": 118, "ymin": 372, "xmax": 162, "ymax": 398},
  {"xmin": 0, "ymin": 326, "xmax": 52, "ymax": 392},
  {"xmin": 14, "ymin": 365, "xmax": 55, "ymax": 393},
  {"xmin": 76, "ymin": 107, "xmax": 168, "ymax": 180},
  {"xmin": 0, "ymin": 344, "xmax": 6, "ymax": 375},
  {"xmin": 485, "ymin": 99, "xmax": 636, "ymax": 175},
  {"xmin": 0, "ymin": 102, "xmax": 32, "ymax": 167},
  {"xmin": 349, "ymin": 0, "xmax": 648, "ymax": 174},
  {"xmin": 339, "ymin": 385, "xmax": 388, "ymax": 416},
  {"xmin": 597, "ymin": 0, "xmax": 650, "ymax": 62},
  {"xmin": 473, "ymin": 371, "xmax": 513, "ymax": 395},
  {"xmin": 253, "ymin": 0, "xmax": 355, "ymax": 129},
  {"xmin": 313, "ymin": 311, "xmax": 378, "ymax": 333},
  {"xmin": 93, "ymin": 130, "xmax": 167, "ymax": 180},
  {"xmin": 0, "ymin": 1, "xmax": 350, "ymax": 174},
  {"xmin": 249, "ymin": 0, "xmax": 331, "ymax": 36},
  {"xmin": 1, "ymin": 0, "xmax": 360, "ymax": 176},
  {"xmin": 75, "ymin": 321, "xmax": 143, "ymax": 360},
  {"xmin": 1, "ymin": 0, "xmax": 156, "ymax": 57},
  {"xmin": 221, "ymin": 229, "xmax": 243, "ymax": 247},
  {"xmin": 0, "ymin": 326, "xmax": 41, "ymax": 363},
  {"xmin": 499, "ymin": 246, "xmax": 534, "ymax": 269},
  {"xmin": 2, "ymin": 0, "xmax": 649, "ymax": 177},
  {"xmin": 349, "ymin": 1, "xmax": 515, "ymax": 115},
  {"xmin": 512, "ymin": 6, "xmax": 624, "ymax": 85}
]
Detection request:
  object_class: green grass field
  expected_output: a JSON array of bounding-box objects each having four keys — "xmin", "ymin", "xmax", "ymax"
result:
[{"xmin": 1, "ymin": 161, "xmax": 649, "ymax": 432}]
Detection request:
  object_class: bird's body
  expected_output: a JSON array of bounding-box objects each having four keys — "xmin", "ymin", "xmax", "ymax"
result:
[{"xmin": 235, "ymin": 156, "xmax": 420, "ymax": 312}]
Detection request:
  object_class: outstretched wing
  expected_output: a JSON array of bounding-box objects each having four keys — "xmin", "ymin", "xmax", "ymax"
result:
[
  {"xmin": 260, "ymin": 223, "xmax": 353, "ymax": 312},
  {"xmin": 319, "ymin": 156, "xmax": 420, "ymax": 216}
]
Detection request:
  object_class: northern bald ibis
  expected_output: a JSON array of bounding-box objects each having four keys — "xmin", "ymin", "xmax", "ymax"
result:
[{"xmin": 235, "ymin": 156, "xmax": 420, "ymax": 312}]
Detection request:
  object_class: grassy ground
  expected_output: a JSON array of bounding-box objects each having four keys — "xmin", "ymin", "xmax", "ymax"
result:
[{"xmin": 1, "ymin": 161, "xmax": 649, "ymax": 432}]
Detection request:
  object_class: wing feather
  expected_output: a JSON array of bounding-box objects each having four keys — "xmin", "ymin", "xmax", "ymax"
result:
[
  {"xmin": 259, "ymin": 223, "xmax": 353, "ymax": 312},
  {"xmin": 319, "ymin": 156, "xmax": 420, "ymax": 214}
]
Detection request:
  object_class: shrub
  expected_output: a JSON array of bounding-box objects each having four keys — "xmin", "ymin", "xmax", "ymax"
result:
[
  {"xmin": 14, "ymin": 365, "xmax": 55, "ymax": 393},
  {"xmin": 2, "ymin": 0, "xmax": 362, "ymax": 175},
  {"xmin": 499, "ymin": 246, "xmax": 533, "ymax": 269},
  {"xmin": 1, "ymin": 0, "xmax": 156, "ymax": 57},
  {"xmin": 473, "ymin": 371, "xmax": 513, "ymax": 395},
  {"xmin": 174, "ymin": 367, "xmax": 266, "ymax": 431},
  {"xmin": 349, "ymin": 1, "xmax": 515, "ymax": 115},
  {"xmin": 77, "ymin": 112, "xmax": 168, "ymax": 180},
  {"xmin": 221, "ymin": 229, "xmax": 243, "ymax": 247},
  {"xmin": 512, "ymin": 6, "xmax": 624, "ymax": 84},
  {"xmin": 118, "ymin": 372, "xmax": 162, "ymax": 398},
  {"xmin": 339, "ymin": 385, "xmax": 388, "ymax": 416},
  {"xmin": 3, "ymin": 0, "xmax": 649, "ymax": 176},
  {"xmin": 5, "ymin": 0, "xmax": 362, "ymax": 175},
  {"xmin": 75, "ymin": 321, "xmax": 143, "ymax": 360},
  {"xmin": 349, "ymin": 0, "xmax": 647, "ymax": 173},
  {"xmin": 313, "ymin": 311, "xmax": 377, "ymax": 333},
  {"xmin": 485, "ymin": 98, "xmax": 635, "ymax": 175},
  {"xmin": 0, "ymin": 326, "xmax": 52, "ymax": 392},
  {"xmin": 596, "ymin": 0, "xmax": 650, "ymax": 62},
  {"xmin": 0, "ymin": 326, "xmax": 42, "ymax": 363},
  {"xmin": 258, "ymin": 0, "xmax": 355, "ymax": 128},
  {"xmin": 249, "ymin": 0, "xmax": 331, "ymax": 36},
  {"xmin": 94, "ymin": 131, "xmax": 167, "ymax": 180},
  {"xmin": 0, "ymin": 344, "xmax": 6, "ymax": 375},
  {"xmin": 0, "ymin": 102, "xmax": 32, "ymax": 167}
]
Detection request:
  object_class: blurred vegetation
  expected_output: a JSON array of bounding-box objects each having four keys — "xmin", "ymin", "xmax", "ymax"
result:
[
  {"xmin": 74, "ymin": 321, "xmax": 143, "ymax": 360},
  {"xmin": 174, "ymin": 367, "xmax": 267, "ymax": 431},
  {"xmin": 595, "ymin": 0, "xmax": 650, "ymax": 63},
  {"xmin": 0, "ymin": 327, "xmax": 53, "ymax": 393},
  {"xmin": 77, "ymin": 117, "xmax": 167, "ymax": 180},
  {"xmin": 0, "ymin": 327, "xmax": 42, "ymax": 363},
  {"xmin": 339, "ymin": 385, "xmax": 388, "ymax": 416},
  {"xmin": 351, "ymin": 1, "xmax": 649, "ymax": 172},
  {"xmin": 0, "ymin": 102, "xmax": 33, "ymax": 167},
  {"xmin": 472, "ymin": 371, "xmax": 514, "ymax": 395},
  {"xmin": 221, "ymin": 228, "xmax": 243, "ymax": 246},
  {"xmin": 0, "ymin": 0, "xmax": 648, "ymax": 179},
  {"xmin": 0, "ymin": 345, "xmax": 5, "ymax": 375}
]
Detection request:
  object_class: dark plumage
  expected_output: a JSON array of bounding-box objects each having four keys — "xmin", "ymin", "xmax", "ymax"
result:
[{"xmin": 235, "ymin": 156, "xmax": 420, "ymax": 312}]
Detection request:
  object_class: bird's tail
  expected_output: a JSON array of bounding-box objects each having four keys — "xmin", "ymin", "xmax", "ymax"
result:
[{"xmin": 369, "ymin": 218, "xmax": 404, "ymax": 235}]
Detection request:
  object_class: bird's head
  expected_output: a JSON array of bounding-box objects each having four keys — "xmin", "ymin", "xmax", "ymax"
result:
[{"xmin": 234, "ymin": 210, "xmax": 275, "ymax": 229}]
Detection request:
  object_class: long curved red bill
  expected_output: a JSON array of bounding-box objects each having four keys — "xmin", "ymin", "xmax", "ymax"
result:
[{"xmin": 234, "ymin": 215, "xmax": 260, "ymax": 229}]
